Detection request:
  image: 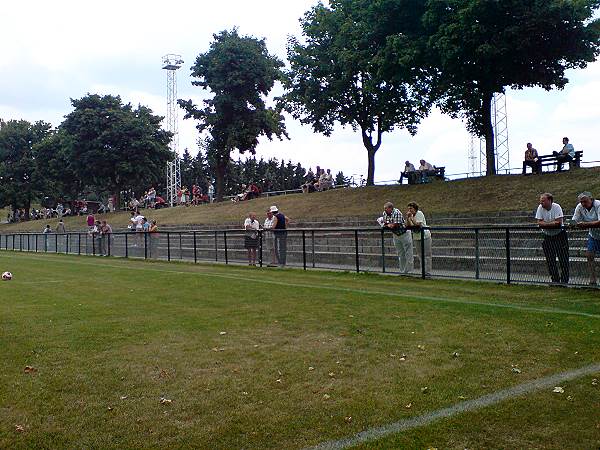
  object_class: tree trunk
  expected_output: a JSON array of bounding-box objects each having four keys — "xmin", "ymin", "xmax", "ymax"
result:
[
  {"xmin": 215, "ymin": 161, "xmax": 226, "ymax": 202},
  {"xmin": 483, "ymin": 91, "xmax": 496, "ymax": 176},
  {"xmin": 361, "ymin": 124, "xmax": 382, "ymax": 186},
  {"xmin": 366, "ymin": 148, "xmax": 376, "ymax": 186}
]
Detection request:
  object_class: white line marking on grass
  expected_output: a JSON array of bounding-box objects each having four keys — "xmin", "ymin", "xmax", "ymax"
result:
[
  {"xmin": 2, "ymin": 252, "xmax": 600, "ymax": 320},
  {"xmin": 307, "ymin": 363, "xmax": 600, "ymax": 450}
]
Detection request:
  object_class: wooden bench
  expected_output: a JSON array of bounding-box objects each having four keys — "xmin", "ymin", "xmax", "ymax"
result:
[
  {"xmin": 400, "ymin": 167, "xmax": 445, "ymax": 184},
  {"xmin": 538, "ymin": 151, "xmax": 583, "ymax": 172}
]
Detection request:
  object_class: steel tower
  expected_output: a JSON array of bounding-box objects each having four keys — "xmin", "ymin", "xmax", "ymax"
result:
[
  {"xmin": 471, "ymin": 93, "xmax": 510, "ymax": 175},
  {"xmin": 163, "ymin": 54, "xmax": 184, "ymax": 206}
]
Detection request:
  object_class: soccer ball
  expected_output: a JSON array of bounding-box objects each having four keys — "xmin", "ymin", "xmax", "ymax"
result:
[{"xmin": 2, "ymin": 272, "xmax": 12, "ymax": 281}]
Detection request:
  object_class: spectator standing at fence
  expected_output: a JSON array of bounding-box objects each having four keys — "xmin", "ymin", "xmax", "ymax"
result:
[
  {"xmin": 406, "ymin": 202, "xmax": 432, "ymax": 276},
  {"xmin": 263, "ymin": 208, "xmax": 278, "ymax": 267},
  {"xmin": 522, "ymin": 143, "xmax": 541, "ymax": 175},
  {"xmin": 399, "ymin": 161, "xmax": 417, "ymax": 184},
  {"xmin": 243, "ymin": 212, "xmax": 260, "ymax": 266},
  {"xmin": 571, "ymin": 192, "xmax": 600, "ymax": 286},
  {"xmin": 553, "ymin": 137, "xmax": 575, "ymax": 172},
  {"xmin": 271, "ymin": 206, "xmax": 289, "ymax": 267},
  {"xmin": 381, "ymin": 201, "xmax": 413, "ymax": 274},
  {"xmin": 100, "ymin": 220, "xmax": 112, "ymax": 256},
  {"xmin": 535, "ymin": 193, "xmax": 569, "ymax": 284},
  {"xmin": 56, "ymin": 219, "xmax": 66, "ymax": 234},
  {"xmin": 148, "ymin": 220, "xmax": 159, "ymax": 258}
]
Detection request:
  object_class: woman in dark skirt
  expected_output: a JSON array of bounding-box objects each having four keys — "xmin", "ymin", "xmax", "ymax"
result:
[{"xmin": 244, "ymin": 212, "xmax": 260, "ymax": 266}]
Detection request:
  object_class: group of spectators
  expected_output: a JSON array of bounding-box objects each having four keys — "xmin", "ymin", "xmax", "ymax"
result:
[
  {"xmin": 243, "ymin": 206, "xmax": 290, "ymax": 267},
  {"xmin": 233, "ymin": 183, "xmax": 261, "ymax": 202},
  {"xmin": 522, "ymin": 137, "xmax": 577, "ymax": 174},
  {"xmin": 399, "ymin": 160, "xmax": 437, "ymax": 185},
  {"xmin": 301, "ymin": 166, "xmax": 334, "ymax": 194}
]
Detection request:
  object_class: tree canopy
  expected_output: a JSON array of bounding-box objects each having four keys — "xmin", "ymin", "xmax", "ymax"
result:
[
  {"xmin": 179, "ymin": 29, "xmax": 288, "ymax": 201},
  {"xmin": 424, "ymin": 0, "xmax": 600, "ymax": 174},
  {"xmin": 283, "ymin": 0, "xmax": 434, "ymax": 185},
  {"xmin": 61, "ymin": 94, "xmax": 174, "ymax": 198}
]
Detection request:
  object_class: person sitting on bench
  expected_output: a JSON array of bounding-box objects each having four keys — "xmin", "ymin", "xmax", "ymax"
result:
[
  {"xmin": 399, "ymin": 161, "xmax": 416, "ymax": 184},
  {"xmin": 418, "ymin": 159, "xmax": 436, "ymax": 183},
  {"xmin": 553, "ymin": 137, "xmax": 575, "ymax": 172},
  {"xmin": 522, "ymin": 142, "xmax": 541, "ymax": 174}
]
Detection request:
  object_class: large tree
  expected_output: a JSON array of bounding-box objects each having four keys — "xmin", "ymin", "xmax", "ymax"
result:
[
  {"xmin": 284, "ymin": 0, "xmax": 433, "ymax": 185},
  {"xmin": 178, "ymin": 29, "xmax": 287, "ymax": 202},
  {"xmin": 61, "ymin": 94, "xmax": 174, "ymax": 200},
  {"xmin": 0, "ymin": 119, "xmax": 52, "ymax": 218},
  {"xmin": 424, "ymin": 0, "xmax": 600, "ymax": 175}
]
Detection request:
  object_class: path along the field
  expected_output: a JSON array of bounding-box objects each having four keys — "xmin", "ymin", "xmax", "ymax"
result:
[{"xmin": 1, "ymin": 251, "xmax": 599, "ymax": 449}]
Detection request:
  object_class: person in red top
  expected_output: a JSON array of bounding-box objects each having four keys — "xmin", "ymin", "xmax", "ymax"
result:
[{"xmin": 86, "ymin": 213, "xmax": 95, "ymax": 230}]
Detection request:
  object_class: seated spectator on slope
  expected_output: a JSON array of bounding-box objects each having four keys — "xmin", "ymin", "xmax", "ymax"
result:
[
  {"xmin": 417, "ymin": 159, "xmax": 436, "ymax": 183},
  {"xmin": 399, "ymin": 161, "xmax": 417, "ymax": 184},
  {"xmin": 154, "ymin": 196, "xmax": 167, "ymax": 209},
  {"xmin": 317, "ymin": 169, "xmax": 334, "ymax": 191},
  {"xmin": 245, "ymin": 183, "xmax": 261, "ymax": 200},
  {"xmin": 553, "ymin": 137, "xmax": 575, "ymax": 172},
  {"xmin": 522, "ymin": 143, "xmax": 541, "ymax": 175}
]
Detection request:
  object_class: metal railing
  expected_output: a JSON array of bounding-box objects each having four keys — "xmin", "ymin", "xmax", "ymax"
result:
[{"xmin": 1, "ymin": 226, "xmax": 598, "ymax": 288}]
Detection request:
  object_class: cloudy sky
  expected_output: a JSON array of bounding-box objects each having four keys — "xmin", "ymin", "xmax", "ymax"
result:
[{"xmin": 1, "ymin": 0, "xmax": 599, "ymax": 183}]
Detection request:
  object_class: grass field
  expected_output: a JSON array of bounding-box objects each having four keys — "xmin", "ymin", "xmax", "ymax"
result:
[
  {"xmin": 1, "ymin": 251, "xmax": 600, "ymax": 449},
  {"xmin": 2, "ymin": 167, "xmax": 600, "ymax": 233}
]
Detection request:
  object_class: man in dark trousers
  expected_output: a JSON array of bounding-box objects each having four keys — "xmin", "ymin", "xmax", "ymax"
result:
[
  {"xmin": 270, "ymin": 205, "xmax": 289, "ymax": 267},
  {"xmin": 535, "ymin": 193, "xmax": 569, "ymax": 284}
]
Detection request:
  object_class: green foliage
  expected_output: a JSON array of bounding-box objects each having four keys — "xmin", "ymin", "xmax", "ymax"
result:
[
  {"xmin": 283, "ymin": 0, "xmax": 434, "ymax": 185},
  {"xmin": 61, "ymin": 94, "xmax": 174, "ymax": 197},
  {"xmin": 0, "ymin": 119, "xmax": 52, "ymax": 215},
  {"xmin": 424, "ymin": 0, "xmax": 600, "ymax": 173},
  {"xmin": 179, "ymin": 29, "xmax": 288, "ymax": 201}
]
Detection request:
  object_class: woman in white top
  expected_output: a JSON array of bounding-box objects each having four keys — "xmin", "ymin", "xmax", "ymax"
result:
[
  {"xmin": 406, "ymin": 202, "xmax": 432, "ymax": 276},
  {"xmin": 244, "ymin": 212, "xmax": 260, "ymax": 266},
  {"xmin": 263, "ymin": 208, "xmax": 277, "ymax": 267}
]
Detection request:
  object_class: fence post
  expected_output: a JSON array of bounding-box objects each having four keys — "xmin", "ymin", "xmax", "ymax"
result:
[
  {"xmin": 311, "ymin": 230, "xmax": 316, "ymax": 268},
  {"xmin": 78, "ymin": 234, "xmax": 81, "ymax": 255},
  {"xmin": 107, "ymin": 233, "xmax": 111, "ymax": 257},
  {"xmin": 354, "ymin": 230, "xmax": 360, "ymax": 273},
  {"xmin": 506, "ymin": 228, "xmax": 511, "ymax": 284},
  {"xmin": 125, "ymin": 233, "xmax": 128, "ymax": 258},
  {"xmin": 179, "ymin": 233, "xmax": 183, "ymax": 260},
  {"xmin": 193, "ymin": 231, "xmax": 197, "ymax": 264},
  {"xmin": 35, "ymin": 234, "xmax": 38, "ymax": 253},
  {"xmin": 20, "ymin": 234, "xmax": 22, "ymax": 252},
  {"xmin": 224, "ymin": 231, "xmax": 228, "ymax": 265},
  {"xmin": 381, "ymin": 229, "xmax": 386, "ymax": 273},
  {"xmin": 92, "ymin": 234, "xmax": 96, "ymax": 256},
  {"xmin": 214, "ymin": 231, "xmax": 218, "ymax": 262},
  {"xmin": 144, "ymin": 232, "xmax": 148, "ymax": 260},
  {"xmin": 55, "ymin": 234, "xmax": 58, "ymax": 253},
  {"xmin": 12, "ymin": 235, "xmax": 15, "ymax": 251},
  {"xmin": 66, "ymin": 234, "xmax": 69, "ymax": 254},
  {"xmin": 475, "ymin": 229, "xmax": 480, "ymax": 280},
  {"xmin": 167, "ymin": 232, "xmax": 171, "ymax": 261},
  {"xmin": 421, "ymin": 231, "xmax": 426, "ymax": 279},
  {"xmin": 302, "ymin": 230, "xmax": 307, "ymax": 271},
  {"xmin": 258, "ymin": 231, "xmax": 263, "ymax": 268}
]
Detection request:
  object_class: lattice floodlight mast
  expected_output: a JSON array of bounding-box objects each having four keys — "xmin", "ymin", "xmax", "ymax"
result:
[
  {"xmin": 472, "ymin": 93, "xmax": 510, "ymax": 176},
  {"xmin": 163, "ymin": 54, "xmax": 184, "ymax": 206}
]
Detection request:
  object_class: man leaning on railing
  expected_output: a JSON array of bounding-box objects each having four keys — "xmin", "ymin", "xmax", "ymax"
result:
[
  {"xmin": 571, "ymin": 192, "xmax": 600, "ymax": 286},
  {"xmin": 379, "ymin": 202, "xmax": 413, "ymax": 274},
  {"xmin": 535, "ymin": 193, "xmax": 569, "ymax": 285}
]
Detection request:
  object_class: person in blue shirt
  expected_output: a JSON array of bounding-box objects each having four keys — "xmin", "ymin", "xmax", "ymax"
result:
[{"xmin": 553, "ymin": 137, "xmax": 575, "ymax": 171}]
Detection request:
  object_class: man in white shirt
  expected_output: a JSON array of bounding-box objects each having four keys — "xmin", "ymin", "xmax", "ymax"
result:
[
  {"xmin": 406, "ymin": 202, "xmax": 432, "ymax": 276},
  {"xmin": 553, "ymin": 137, "xmax": 576, "ymax": 172},
  {"xmin": 535, "ymin": 193, "xmax": 569, "ymax": 284},
  {"xmin": 571, "ymin": 192, "xmax": 600, "ymax": 286},
  {"xmin": 399, "ymin": 161, "xmax": 417, "ymax": 184},
  {"xmin": 418, "ymin": 159, "xmax": 435, "ymax": 183}
]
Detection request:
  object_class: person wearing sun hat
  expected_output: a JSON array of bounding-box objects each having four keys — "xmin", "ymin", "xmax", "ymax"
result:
[{"xmin": 270, "ymin": 205, "xmax": 289, "ymax": 267}]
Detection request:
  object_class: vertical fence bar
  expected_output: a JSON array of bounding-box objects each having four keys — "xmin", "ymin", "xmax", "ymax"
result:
[
  {"xmin": 311, "ymin": 230, "xmax": 316, "ymax": 268},
  {"xmin": 224, "ymin": 231, "xmax": 228, "ymax": 265},
  {"xmin": 214, "ymin": 231, "xmax": 218, "ymax": 262},
  {"xmin": 108, "ymin": 233, "xmax": 111, "ymax": 257},
  {"xmin": 144, "ymin": 232, "xmax": 148, "ymax": 260},
  {"xmin": 302, "ymin": 230, "xmax": 307, "ymax": 271},
  {"xmin": 92, "ymin": 234, "xmax": 96, "ymax": 256},
  {"xmin": 66, "ymin": 234, "xmax": 69, "ymax": 254},
  {"xmin": 475, "ymin": 229, "xmax": 480, "ymax": 280},
  {"xmin": 381, "ymin": 229, "xmax": 386, "ymax": 273},
  {"xmin": 35, "ymin": 234, "xmax": 38, "ymax": 253},
  {"xmin": 55, "ymin": 234, "xmax": 58, "ymax": 253},
  {"xmin": 179, "ymin": 233, "xmax": 183, "ymax": 260},
  {"xmin": 193, "ymin": 231, "xmax": 197, "ymax": 264},
  {"xmin": 421, "ymin": 231, "xmax": 426, "ymax": 279},
  {"xmin": 506, "ymin": 228, "xmax": 511, "ymax": 284},
  {"xmin": 167, "ymin": 232, "xmax": 171, "ymax": 262},
  {"xmin": 78, "ymin": 234, "xmax": 81, "ymax": 255},
  {"xmin": 258, "ymin": 231, "xmax": 263, "ymax": 268},
  {"xmin": 125, "ymin": 233, "xmax": 128, "ymax": 258},
  {"xmin": 354, "ymin": 230, "xmax": 360, "ymax": 273},
  {"xmin": 20, "ymin": 234, "xmax": 22, "ymax": 252}
]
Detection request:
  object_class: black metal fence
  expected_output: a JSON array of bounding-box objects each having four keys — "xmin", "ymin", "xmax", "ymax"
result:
[{"xmin": 1, "ymin": 226, "xmax": 598, "ymax": 288}]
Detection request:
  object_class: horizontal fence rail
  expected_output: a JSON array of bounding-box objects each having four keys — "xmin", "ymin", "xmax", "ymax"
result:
[{"xmin": 1, "ymin": 226, "xmax": 598, "ymax": 288}]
